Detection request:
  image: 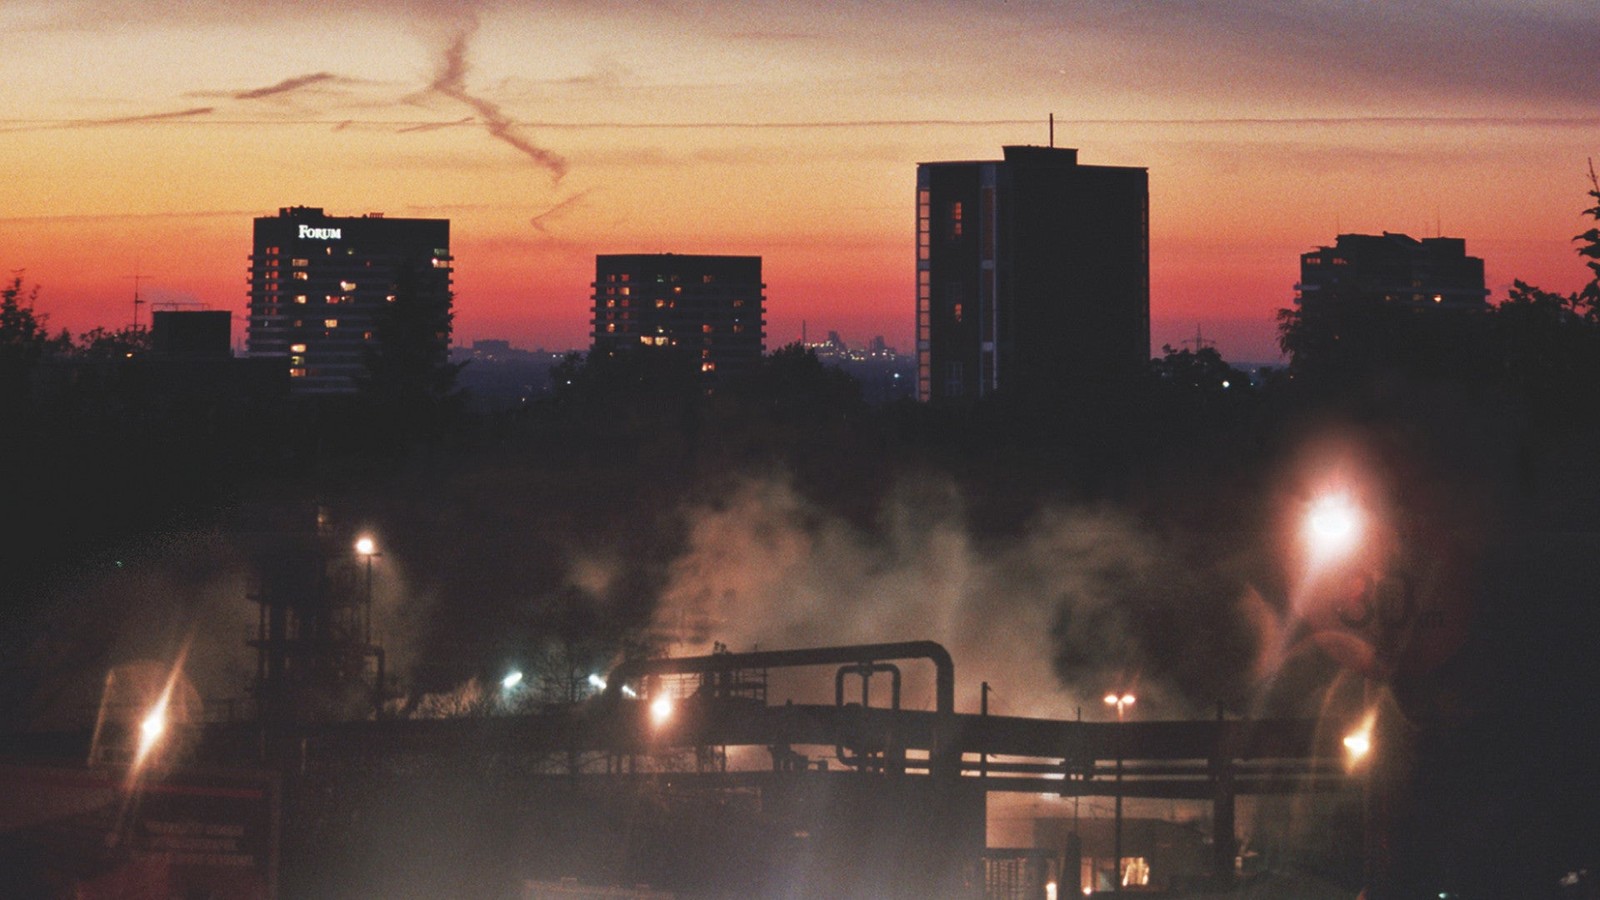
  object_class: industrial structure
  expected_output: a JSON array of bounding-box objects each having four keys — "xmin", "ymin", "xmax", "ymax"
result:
[
  {"xmin": 915, "ymin": 145, "xmax": 1149, "ymax": 403},
  {"xmin": 246, "ymin": 206, "xmax": 453, "ymax": 394},
  {"xmin": 590, "ymin": 253, "xmax": 766, "ymax": 384}
]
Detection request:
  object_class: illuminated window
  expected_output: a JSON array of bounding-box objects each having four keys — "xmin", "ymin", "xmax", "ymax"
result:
[
  {"xmin": 294, "ymin": 295, "xmax": 307, "ymax": 304},
  {"xmin": 324, "ymin": 319, "xmax": 338, "ymax": 328},
  {"xmin": 291, "ymin": 258, "xmax": 309, "ymax": 267},
  {"xmin": 385, "ymin": 294, "xmax": 396, "ymax": 303},
  {"xmin": 266, "ymin": 247, "xmax": 280, "ymax": 255},
  {"xmin": 1433, "ymin": 294, "xmax": 1443, "ymax": 303},
  {"xmin": 363, "ymin": 331, "xmax": 373, "ymax": 340},
  {"xmin": 703, "ymin": 275, "xmax": 714, "ymax": 284},
  {"xmin": 948, "ymin": 201, "xmax": 963, "ymax": 238},
  {"xmin": 290, "ymin": 343, "xmax": 307, "ymax": 353},
  {"xmin": 701, "ymin": 362, "xmax": 716, "ymax": 372},
  {"xmin": 619, "ymin": 274, "xmax": 630, "ymax": 283},
  {"xmin": 655, "ymin": 299, "xmax": 666, "ymax": 308},
  {"xmin": 432, "ymin": 258, "xmax": 449, "ymax": 269},
  {"xmin": 339, "ymin": 281, "xmax": 357, "ymax": 292},
  {"xmin": 732, "ymin": 324, "xmax": 744, "ymax": 334},
  {"xmin": 606, "ymin": 323, "xmax": 616, "ymax": 333},
  {"xmin": 620, "ymin": 287, "xmax": 630, "ymax": 296},
  {"xmin": 606, "ymin": 299, "xmax": 616, "ymax": 308},
  {"xmin": 953, "ymin": 303, "xmax": 963, "ymax": 323},
  {"xmin": 290, "ymin": 355, "xmax": 305, "ymax": 365},
  {"xmin": 702, "ymin": 324, "xmax": 713, "ymax": 334},
  {"xmin": 732, "ymin": 299, "xmax": 745, "ymax": 308},
  {"xmin": 289, "ymin": 367, "xmax": 306, "ymax": 378},
  {"xmin": 673, "ymin": 286, "xmax": 682, "ymax": 295},
  {"xmin": 292, "ymin": 271, "xmax": 308, "ymax": 281}
]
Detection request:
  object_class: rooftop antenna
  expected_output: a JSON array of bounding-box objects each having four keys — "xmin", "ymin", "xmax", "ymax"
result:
[{"xmin": 1049, "ymin": 113, "xmax": 1054, "ymax": 148}]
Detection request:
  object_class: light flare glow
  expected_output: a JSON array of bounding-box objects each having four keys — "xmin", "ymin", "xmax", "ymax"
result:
[{"xmin": 649, "ymin": 695, "xmax": 674, "ymax": 726}]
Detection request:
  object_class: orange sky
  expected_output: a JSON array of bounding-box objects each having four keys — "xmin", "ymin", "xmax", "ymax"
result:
[{"xmin": 3, "ymin": 1, "xmax": 1597, "ymax": 363}]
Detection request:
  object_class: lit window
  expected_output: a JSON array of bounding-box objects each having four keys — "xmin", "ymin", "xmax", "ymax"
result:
[
  {"xmin": 363, "ymin": 331, "xmax": 373, "ymax": 340},
  {"xmin": 606, "ymin": 299, "xmax": 616, "ymax": 308},
  {"xmin": 619, "ymin": 273, "xmax": 630, "ymax": 282},
  {"xmin": 733, "ymin": 299, "xmax": 745, "ymax": 308},
  {"xmin": 432, "ymin": 258, "xmax": 449, "ymax": 269},
  {"xmin": 292, "ymin": 272, "xmax": 308, "ymax": 281},
  {"xmin": 953, "ymin": 303, "xmax": 963, "ymax": 323},
  {"xmin": 290, "ymin": 343, "xmax": 307, "ymax": 353},
  {"xmin": 949, "ymin": 201, "xmax": 964, "ymax": 238},
  {"xmin": 655, "ymin": 299, "xmax": 666, "ymax": 308},
  {"xmin": 290, "ymin": 355, "xmax": 305, "ymax": 365},
  {"xmin": 701, "ymin": 362, "xmax": 716, "ymax": 372},
  {"xmin": 294, "ymin": 295, "xmax": 307, "ymax": 304},
  {"xmin": 703, "ymin": 275, "xmax": 714, "ymax": 284},
  {"xmin": 291, "ymin": 258, "xmax": 309, "ymax": 267},
  {"xmin": 385, "ymin": 294, "xmax": 396, "ymax": 303},
  {"xmin": 620, "ymin": 287, "xmax": 630, "ymax": 296},
  {"xmin": 324, "ymin": 319, "xmax": 338, "ymax": 328},
  {"xmin": 606, "ymin": 323, "xmax": 616, "ymax": 333},
  {"xmin": 289, "ymin": 367, "xmax": 306, "ymax": 378},
  {"xmin": 702, "ymin": 324, "xmax": 713, "ymax": 334},
  {"xmin": 1433, "ymin": 294, "xmax": 1443, "ymax": 303},
  {"xmin": 733, "ymin": 324, "xmax": 744, "ymax": 334},
  {"xmin": 339, "ymin": 281, "xmax": 356, "ymax": 292},
  {"xmin": 673, "ymin": 286, "xmax": 682, "ymax": 295}
]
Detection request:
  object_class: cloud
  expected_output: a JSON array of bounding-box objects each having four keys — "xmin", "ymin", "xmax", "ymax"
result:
[
  {"xmin": 231, "ymin": 71, "xmax": 340, "ymax": 100},
  {"xmin": 529, "ymin": 190, "xmax": 591, "ymax": 233},
  {"xmin": 83, "ymin": 106, "xmax": 215, "ymax": 127},
  {"xmin": 423, "ymin": 22, "xmax": 567, "ymax": 182}
]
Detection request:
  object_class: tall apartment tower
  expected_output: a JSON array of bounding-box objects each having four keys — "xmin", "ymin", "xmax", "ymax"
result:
[
  {"xmin": 1296, "ymin": 232, "xmax": 1488, "ymax": 311},
  {"xmin": 916, "ymin": 146, "xmax": 1149, "ymax": 402},
  {"xmin": 247, "ymin": 207, "xmax": 453, "ymax": 394},
  {"xmin": 590, "ymin": 253, "xmax": 766, "ymax": 382}
]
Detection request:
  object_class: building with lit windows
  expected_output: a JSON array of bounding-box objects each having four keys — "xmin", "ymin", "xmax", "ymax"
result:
[
  {"xmin": 590, "ymin": 254, "xmax": 765, "ymax": 382},
  {"xmin": 247, "ymin": 207, "xmax": 452, "ymax": 394},
  {"xmin": 915, "ymin": 146, "xmax": 1149, "ymax": 402},
  {"xmin": 1296, "ymin": 232, "xmax": 1488, "ymax": 311}
]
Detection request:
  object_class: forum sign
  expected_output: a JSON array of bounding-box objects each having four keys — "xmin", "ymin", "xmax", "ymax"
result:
[{"xmin": 298, "ymin": 225, "xmax": 342, "ymax": 240}]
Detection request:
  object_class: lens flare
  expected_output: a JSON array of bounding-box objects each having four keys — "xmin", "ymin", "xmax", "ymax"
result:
[
  {"xmin": 1305, "ymin": 493, "xmax": 1362, "ymax": 563},
  {"xmin": 649, "ymin": 695, "xmax": 674, "ymax": 726}
]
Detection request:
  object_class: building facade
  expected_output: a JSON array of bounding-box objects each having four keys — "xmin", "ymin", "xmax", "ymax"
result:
[
  {"xmin": 247, "ymin": 207, "xmax": 452, "ymax": 394},
  {"xmin": 1296, "ymin": 232, "xmax": 1488, "ymax": 310},
  {"xmin": 916, "ymin": 145, "xmax": 1149, "ymax": 403},
  {"xmin": 590, "ymin": 254, "xmax": 766, "ymax": 382}
]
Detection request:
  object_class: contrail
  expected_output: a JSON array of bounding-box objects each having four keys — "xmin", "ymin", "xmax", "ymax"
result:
[
  {"xmin": 82, "ymin": 107, "xmax": 215, "ymax": 127},
  {"xmin": 232, "ymin": 72, "xmax": 337, "ymax": 100},
  {"xmin": 398, "ymin": 116, "xmax": 474, "ymax": 134},
  {"xmin": 529, "ymin": 189, "xmax": 591, "ymax": 233},
  {"xmin": 427, "ymin": 24, "xmax": 566, "ymax": 182}
]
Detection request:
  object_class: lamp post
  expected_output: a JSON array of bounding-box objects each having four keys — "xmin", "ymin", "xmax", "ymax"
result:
[
  {"xmin": 354, "ymin": 536, "xmax": 378, "ymax": 646},
  {"xmin": 1104, "ymin": 691, "xmax": 1135, "ymax": 892}
]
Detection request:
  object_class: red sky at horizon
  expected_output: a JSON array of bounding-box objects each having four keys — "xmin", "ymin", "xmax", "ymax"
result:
[{"xmin": 3, "ymin": 1, "xmax": 1596, "ymax": 364}]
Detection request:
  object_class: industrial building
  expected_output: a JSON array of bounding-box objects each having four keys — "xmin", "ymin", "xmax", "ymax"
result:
[
  {"xmin": 246, "ymin": 207, "xmax": 453, "ymax": 394},
  {"xmin": 915, "ymin": 146, "xmax": 1149, "ymax": 403},
  {"xmin": 590, "ymin": 253, "xmax": 766, "ymax": 383}
]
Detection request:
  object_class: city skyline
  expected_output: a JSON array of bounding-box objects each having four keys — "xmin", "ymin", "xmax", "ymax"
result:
[{"xmin": 3, "ymin": 1, "xmax": 1598, "ymax": 364}]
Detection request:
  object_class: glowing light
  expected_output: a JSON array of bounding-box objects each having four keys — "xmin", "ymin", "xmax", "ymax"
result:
[
  {"xmin": 1104, "ymin": 692, "xmax": 1135, "ymax": 711},
  {"xmin": 649, "ymin": 695, "xmax": 674, "ymax": 726},
  {"xmin": 621, "ymin": 685, "xmax": 638, "ymax": 698},
  {"xmin": 1344, "ymin": 729, "xmax": 1371, "ymax": 760},
  {"xmin": 502, "ymin": 670, "xmax": 523, "ymax": 690},
  {"xmin": 1046, "ymin": 881, "xmax": 1058, "ymax": 900},
  {"xmin": 1304, "ymin": 493, "xmax": 1361, "ymax": 562},
  {"xmin": 587, "ymin": 673, "xmax": 607, "ymax": 690},
  {"xmin": 355, "ymin": 536, "xmax": 377, "ymax": 556},
  {"xmin": 137, "ymin": 703, "xmax": 167, "ymax": 759}
]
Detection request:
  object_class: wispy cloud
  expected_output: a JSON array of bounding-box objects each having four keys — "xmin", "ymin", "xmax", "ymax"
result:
[
  {"xmin": 424, "ymin": 21, "xmax": 566, "ymax": 182},
  {"xmin": 83, "ymin": 106, "xmax": 215, "ymax": 127},
  {"xmin": 231, "ymin": 72, "xmax": 339, "ymax": 100},
  {"xmin": 398, "ymin": 116, "xmax": 474, "ymax": 134},
  {"xmin": 529, "ymin": 190, "xmax": 591, "ymax": 233}
]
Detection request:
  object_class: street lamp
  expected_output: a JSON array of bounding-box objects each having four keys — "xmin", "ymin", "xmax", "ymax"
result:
[
  {"xmin": 1104, "ymin": 692, "xmax": 1135, "ymax": 892},
  {"xmin": 354, "ymin": 535, "xmax": 379, "ymax": 646}
]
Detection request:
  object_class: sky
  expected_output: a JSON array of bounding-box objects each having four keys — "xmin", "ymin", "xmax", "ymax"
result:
[{"xmin": 2, "ymin": 0, "xmax": 1597, "ymax": 364}]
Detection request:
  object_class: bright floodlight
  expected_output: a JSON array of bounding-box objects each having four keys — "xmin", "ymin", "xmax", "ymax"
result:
[
  {"xmin": 137, "ymin": 703, "xmax": 167, "ymax": 759},
  {"xmin": 587, "ymin": 674, "xmax": 607, "ymax": 690},
  {"xmin": 1305, "ymin": 493, "xmax": 1362, "ymax": 562},
  {"xmin": 1343, "ymin": 729, "xmax": 1372, "ymax": 762},
  {"xmin": 1104, "ymin": 693, "xmax": 1135, "ymax": 708},
  {"xmin": 355, "ymin": 536, "xmax": 377, "ymax": 556},
  {"xmin": 649, "ymin": 695, "xmax": 674, "ymax": 726},
  {"xmin": 501, "ymin": 670, "xmax": 523, "ymax": 690}
]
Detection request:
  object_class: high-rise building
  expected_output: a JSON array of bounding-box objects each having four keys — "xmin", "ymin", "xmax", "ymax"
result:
[
  {"xmin": 916, "ymin": 145, "xmax": 1149, "ymax": 402},
  {"xmin": 1296, "ymin": 232, "xmax": 1488, "ymax": 310},
  {"xmin": 247, "ymin": 207, "xmax": 452, "ymax": 394},
  {"xmin": 590, "ymin": 254, "xmax": 766, "ymax": 382}
]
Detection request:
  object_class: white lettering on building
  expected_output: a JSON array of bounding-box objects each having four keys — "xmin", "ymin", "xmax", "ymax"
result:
[{"xmin": 298, "ymin": 225, "xmax": 342, "ymax": 240}]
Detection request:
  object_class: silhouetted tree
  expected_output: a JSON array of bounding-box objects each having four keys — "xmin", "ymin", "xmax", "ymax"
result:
[
  {"xmin": 72, "ymin": 325, "xmax": 150, "ymax": 360},
  {"xmin": 0, "ymin": 274, "xmax": 67, "ymax": 412}
]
